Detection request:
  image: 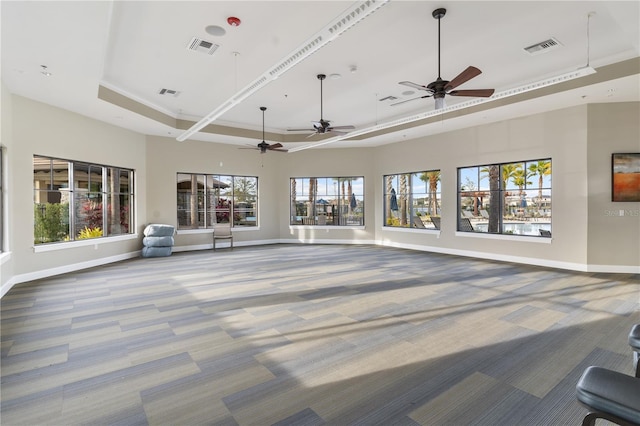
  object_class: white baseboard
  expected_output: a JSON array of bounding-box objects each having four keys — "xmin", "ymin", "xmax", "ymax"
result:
[
  {"xmin": 281, "ymin": 238, "xmax": 377, "ymax": 245},
  {"xmin": 1, "ymin": 251, "xmax": 140, "ymax": 298},
  {"xmin": 171, "ymin": 239, "xmax": 281, "ymax": 253},
  {"xmin": 377, "ymin": 240, "xmax": 640, "ymax": 273}
]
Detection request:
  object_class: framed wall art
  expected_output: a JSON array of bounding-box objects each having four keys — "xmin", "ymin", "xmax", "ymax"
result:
[{"xmin": 612, "ymin": 153, "xmax": 640, "ymax": 202}]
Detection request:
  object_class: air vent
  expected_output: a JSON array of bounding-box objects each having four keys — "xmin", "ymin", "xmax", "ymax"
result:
[
  {"xmin": 158, "ymin": 88, "xmax": 180, "ymax": 97},
  {"xmin": 186, "ymin": 37, "xmax": 221, "ymax": 55},
  {"xmin": 524, "ymin": 37, "xmax": 562, "ymax": 55}
]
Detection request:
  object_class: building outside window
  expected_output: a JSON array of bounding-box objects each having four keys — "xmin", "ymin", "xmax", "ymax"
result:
[
  {"xmin": 384, "ymin": 171, "xmax": 441, "ymax": 229},
  {"xmin": 33, "ymin": 155, "xmax": 134, "ymax": 244},
  {"xmin": 290, "ymin": 177, "xmax": 364, "ymax": 226},
  {"xmin": 458, "ymin": 159, "xmax": 551, "ymax": 236},
  {"xmin": 177, "ymin": 173, "xmax": 257, "ymax": 229}
]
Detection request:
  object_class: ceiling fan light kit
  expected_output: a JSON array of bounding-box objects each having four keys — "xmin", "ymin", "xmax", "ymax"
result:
[
  {"xmin": 241, "ymin": 107, "xmax": 287, "ymax": 154},
  {"xmin": 286, "ymin": 73, "xmax": 355, "ymax": 137},
  {"xmin": 393, "ymin": 8, "xmax": 495, "ymax": 110},
  {"xmin": 290, "ymin": 64, "xmax": 597, "ymax": 154}
]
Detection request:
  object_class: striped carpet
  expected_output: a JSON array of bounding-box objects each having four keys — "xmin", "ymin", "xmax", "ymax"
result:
[{"xmin": 1, "ymin": 244, "xmax": 639, "ymax": 425}]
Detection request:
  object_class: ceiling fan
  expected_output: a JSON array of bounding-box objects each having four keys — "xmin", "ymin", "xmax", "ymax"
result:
[
  {"xmin": 392, "ymin": 8, "xmax": 495, "ymax": 110},
  {"xmin": 242, "ymin": 107, "xmax": 287, "ymax": 154},
  {"xmin": 288, "ymin": 74, "xmax": 355, "ymax": 137}
]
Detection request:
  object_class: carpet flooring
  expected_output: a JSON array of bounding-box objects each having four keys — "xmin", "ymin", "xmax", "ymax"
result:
[{"xmin": 1, "ymin": 244, "xmax": 639, "ymax": 425}]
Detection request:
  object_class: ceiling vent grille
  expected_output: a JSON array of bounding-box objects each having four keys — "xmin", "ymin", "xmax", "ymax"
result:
[
  {"xmin": 158, "ymin": 88, "xmax": 180, "ymax": 97},
  {"xmin": 187, "ymin": 37, "xmax": 221, "ymax": 55},
  {"xmin": 524, "ymin": 37, "xmax": 562, "ymax": 55}
]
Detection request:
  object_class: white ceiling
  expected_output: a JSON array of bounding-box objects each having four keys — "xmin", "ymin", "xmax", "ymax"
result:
[{"xmin": 2, "ymin": 1, "xmax": 639, "ymax": 150}]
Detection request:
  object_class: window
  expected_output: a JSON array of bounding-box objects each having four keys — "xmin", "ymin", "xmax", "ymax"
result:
[
  {"xmin": 458, "ymin": 159, "xmax": 551, "ymax": 236},
  {"xmin": 177, "ymin": 173, "xmax": 257, "ymax": 229},
  {"xmin": 33, "ymin": 156, "xmax": 134, "ymax": 244},
  {"xmin": 384, "ymin": 171, "xmax": 441, "ymax": 229},
  {"xmin": 290, "ymin": 177, "xmax": 364, "ymax": 226}
]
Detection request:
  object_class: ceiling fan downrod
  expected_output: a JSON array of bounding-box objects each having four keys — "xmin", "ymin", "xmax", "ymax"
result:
[
  {"xmin": 260, "ymin": 106, "xmax": 266, "ymax": 142},
  {"xmin": 433, "ymin": 8, "xmax": 446, "ymax": 80},
  {"xmin": 317, "ymin": 73, "xmax": 326, "ymax": 120}
]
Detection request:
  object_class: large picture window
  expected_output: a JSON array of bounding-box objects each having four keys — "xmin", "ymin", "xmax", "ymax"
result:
[
  {"xmin": 458, "ymin": 159, "xmax": 551, "ymax": 236},
  {"xmin": 384, "ymin": 171, "xmax": 441, "ymax": 229},
  {"xmin": 290, "ymin": 177, "xmax": 364, "ymax": 226},
  {"xmin": 33, "ymin": 156, "xmax": 134, "ymax": 244},
  {"xmin": 177, "ymin": 173, "xmax": 257, "ymax": 229}
]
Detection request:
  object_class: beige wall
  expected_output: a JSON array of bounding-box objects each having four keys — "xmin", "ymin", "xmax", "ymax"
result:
[
  {"xmin": 144, "ymin": 138, "xmax": 378, "ymax": 248},
  {"xmin": 2, "ymin": 93, "xmax": 638, "ymax": 296},
  {"xmin": 1, "ymin": 81, "xmax": 14, "ymax": 291},
  {"xmin": 587, "ymin": 102, "xmax": 640, "ymax": 267},
  {"xmin": 278, "ymin": 148, "xmax": 377, "ymax": 244},
  {"xmin": 2, "ymin": 95, "xmax": 146, "ymax": 293},
  {"xmin": 145, "ymin": 135, "xmax": 282, "ymax": 249},
  {"xmin": 373, "ymin": 105, "xmax": 592, "ymax": 269}
]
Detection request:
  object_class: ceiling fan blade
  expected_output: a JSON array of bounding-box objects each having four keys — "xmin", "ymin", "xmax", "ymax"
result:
[
  {"xmin": 288, "ymin": 128, "xmax": 315, "ymax": 132},
  {"xmin": 399, "ymin": 81, "xmax": 431, "ymax": 91},
  {"xmin": 390, "ymin": 94, "xmax": 432, "ymax": 106},
  {"xmin": 328, "ymin": 125, "xmax": 355, "ymax": 130},
  {"xmin": 444, "ymin": 66, "xmax": 482, "ymax": 91},
  {"xmin": 268, "ymin": 143, "xmax": 283, "ymax": 149},
  {"xmin": 448, "ymin": 89, "xmax": 495, "ymax": 97},
  {"xmin": 270, "ymin": 148, "xmax": 288, "ymax": 152}
]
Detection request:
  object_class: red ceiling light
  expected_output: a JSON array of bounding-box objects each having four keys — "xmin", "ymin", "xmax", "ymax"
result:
[{"xmin": 227, "ymin": 17, "xmax": 241, "ymax": 27}]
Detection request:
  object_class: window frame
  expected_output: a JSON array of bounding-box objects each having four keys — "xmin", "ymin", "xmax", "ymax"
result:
[
  {"xmin": 457, "ymin": 158, "xmax": 551, "ymax": 237},
  {"xmin": 33, "ymin": 155, "xmax": 135, "ymax": 245},
  {"xmin": 383, "ymin": 170, "xmax": 441, "ymax": 230},
  {"xmin": 176, "ymin": 173, "xmax": 258, "ymax": 230},
  {"xmin": 289, "ymin": 176, "xmax": 364, "ymax": 227}
]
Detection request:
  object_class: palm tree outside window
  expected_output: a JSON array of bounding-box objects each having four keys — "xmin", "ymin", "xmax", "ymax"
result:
[
  {"xmin": 458, "ymin": 159, "xmax": 551, "ymax": 236},
  {"xmin": 384, "ymin": 170, "xmax": 441, "ymax": 230},
  {"xmin": 290, "ymin": 176, "xmax": 364, "ymax": 226}
]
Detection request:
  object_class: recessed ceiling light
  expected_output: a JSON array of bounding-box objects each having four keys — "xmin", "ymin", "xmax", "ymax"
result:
[
  {"xmin": 329, "ymin": 73, "xmax": 341, "ymax": 80},
  {"xmin": 205, "ymin": 25, "xmax": 226, "ymax": 36},
  {"xmin": 40, "ymin": 65, "xmax": 52, "ymax": 76},
  {"xmin": 402, "ymin": 90, "xmax": 414, "ymax": 96}
]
